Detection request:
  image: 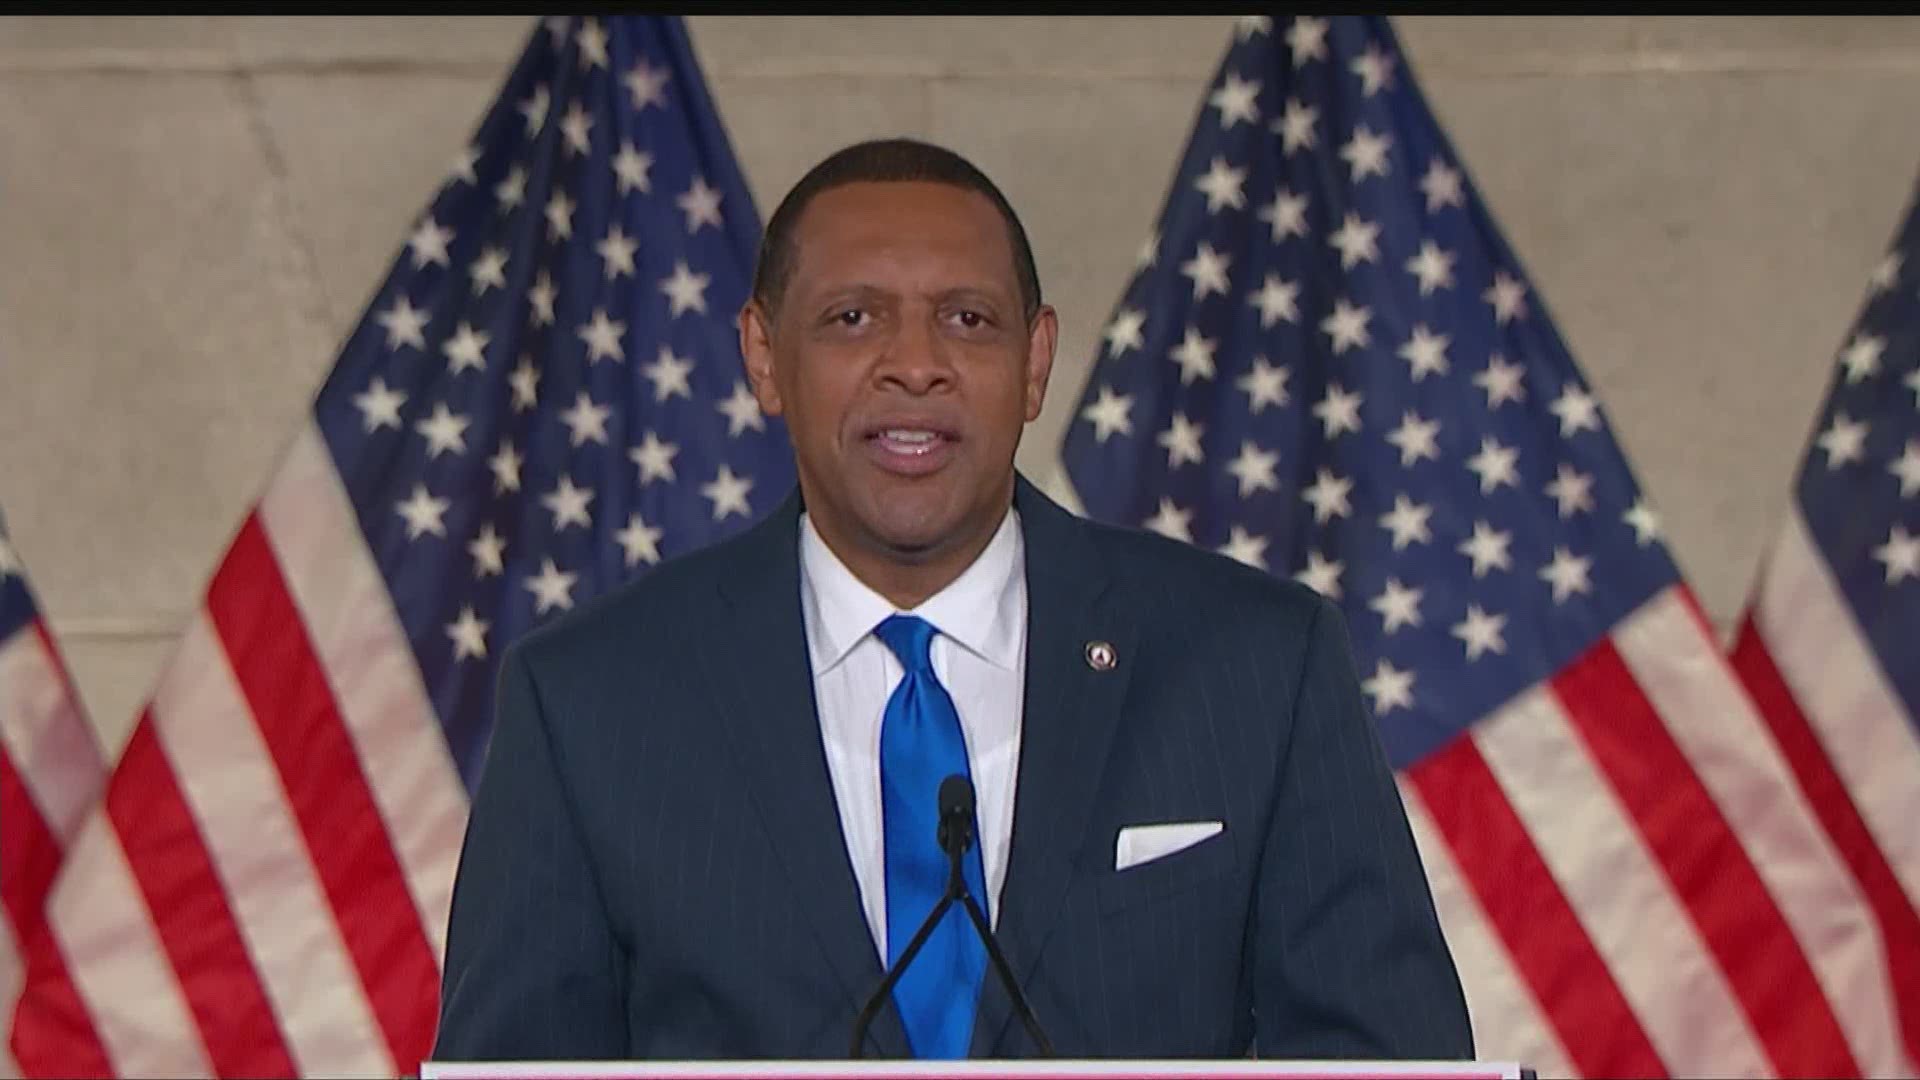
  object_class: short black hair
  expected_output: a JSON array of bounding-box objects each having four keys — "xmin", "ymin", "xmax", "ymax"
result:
[{"xmin": 750, "ymin": 137, "xmax": 1043, "ymax": 323}]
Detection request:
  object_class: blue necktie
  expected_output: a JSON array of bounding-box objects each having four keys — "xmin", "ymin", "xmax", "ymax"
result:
[{"xmin": 874, "ymin": 613, "xmax": 989, "ymax": 1059}]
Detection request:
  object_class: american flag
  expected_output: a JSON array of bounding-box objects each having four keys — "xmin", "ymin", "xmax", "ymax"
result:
[
  {"xmin": 1059, "ymin": 16, "xmax": 1911, "ymax": 1078},
  {"xmin": 1, "ymin": 509, "xmax": 107, "ymax": 1080},
  {"xmin": 1729, "ymin": 174, "xmax": 1920, "ymax": 1068},
  {"xmin": 7, "ymin": 15, "xmax": 793, "ymax": 1077}
]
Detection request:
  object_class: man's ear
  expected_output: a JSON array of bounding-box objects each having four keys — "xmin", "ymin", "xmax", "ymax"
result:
[
  {"xmin": 739, "ymin": 299, "xmax": 784, "ymax": 417},
  {"xmin": 1023, "ymin": 304, "xmax": 1059, "ymax": 422}
]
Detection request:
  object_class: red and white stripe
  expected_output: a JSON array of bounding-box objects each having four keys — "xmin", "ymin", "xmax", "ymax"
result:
[
  {"xmin": 1402, "ymin": 583, "xmax": 1913, "ymax": 1078},
  {"xmin": 10, "ymin": 422, "xmax": 471, "ymax": 1078},
  {"xmin": 1731, "ymin": 504, "xmax": 1920, "ymax": 1067},
  {"xmin": 1398, "ymin": 782, "xmax": 1574, "ymax": 1080},
  {"xmin": 2, "ymin": 618, "xmax": 108, "ymax": 1078}
]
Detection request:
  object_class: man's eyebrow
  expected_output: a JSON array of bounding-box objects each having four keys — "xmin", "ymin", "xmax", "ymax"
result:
[
  {"xmin": 801, "ymin": 282, "xmax": 1011, "ymax": 302},
  {"xmin": 806, "ymin": 282, "xmax": 891, "ymax": 301}
]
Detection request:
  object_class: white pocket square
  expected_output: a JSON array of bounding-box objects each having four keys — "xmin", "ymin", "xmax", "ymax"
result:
[{"xmin": 1114, "ymin": 821, "xmax": 1224, "ymax": 871}]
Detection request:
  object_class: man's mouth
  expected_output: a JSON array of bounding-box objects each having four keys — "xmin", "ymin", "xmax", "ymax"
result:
[
  {"xmin": 873, "ymin": 429, "xmax": 946, "ymax": 455},
  {"xmin": 862, "ymin": 423, "xmax": 959, "ymax": 475}
]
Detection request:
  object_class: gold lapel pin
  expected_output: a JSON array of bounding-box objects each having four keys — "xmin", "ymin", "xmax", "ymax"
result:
[{"xmin": 1085, "ymin": 640, "xmax": 1116, "ymax": 672}]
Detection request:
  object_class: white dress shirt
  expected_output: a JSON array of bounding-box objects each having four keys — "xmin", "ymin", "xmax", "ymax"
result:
[{"xmin": 798, "ymin": 507, "xmax": 1026, "ymax": 961}]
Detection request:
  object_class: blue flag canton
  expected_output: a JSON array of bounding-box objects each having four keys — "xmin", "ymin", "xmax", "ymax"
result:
[
  {"xmin": 1792, "ymin": 184, "xmax": 1920, "ymax": 729},
  {"xmin": 308, "ymin": 16, "xmax": 796, "ymax": 789},
  {"xmin": 0, "ymin": 511, "xmax": 36, "ymax": 644},
  {"xmin": 1059, "ymin": 16, "xmax": 1681, "ymax": 768}
]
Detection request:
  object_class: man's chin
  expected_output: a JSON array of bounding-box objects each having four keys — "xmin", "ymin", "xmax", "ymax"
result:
[
  {"xmin": 866, "ymin": 523, "xmax": 956, "ymax": 562},
  {"xmin": 856, "ymin": 503, "xmax": 966, "ymax": 561}
]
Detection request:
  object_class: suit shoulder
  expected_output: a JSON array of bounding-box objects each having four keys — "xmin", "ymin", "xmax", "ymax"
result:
[{"xmin": 1077, "ymin": 513, "xmax": 1337, "ymax": 631}]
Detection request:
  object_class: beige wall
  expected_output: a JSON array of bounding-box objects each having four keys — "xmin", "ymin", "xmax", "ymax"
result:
[{"xmin": 4, "ymin": 15, "xmax": 1919, "ymax": 755}]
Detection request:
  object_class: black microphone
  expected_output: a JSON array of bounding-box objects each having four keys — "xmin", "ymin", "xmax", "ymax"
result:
[
  {"xmin": 849, "ymin": 775, "xmax": 1055, "ymax": 1058},
  {"xmin": 938, "ymin": 775, "xmax": 1054, "ymax": 1058}
]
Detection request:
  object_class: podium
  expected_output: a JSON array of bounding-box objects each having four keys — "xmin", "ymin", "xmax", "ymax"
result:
[{"xmin": 420, "ymin": 1062, "xmax": 1532, "ymax": 1079}]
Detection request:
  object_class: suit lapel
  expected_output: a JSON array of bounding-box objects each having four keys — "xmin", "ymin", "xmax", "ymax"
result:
[
  {"xmin": 971, "ymin": 476, "xmax": 1137, "ymax": 1056},
  {"xmin": 694, "ymin": 487, "xmax": 913, "ymax": 1058}
]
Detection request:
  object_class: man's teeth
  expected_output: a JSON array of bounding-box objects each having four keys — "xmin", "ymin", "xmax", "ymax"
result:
[{"xmin": 883, "ymin": 430, "xmax": 937, "ymax": 443}]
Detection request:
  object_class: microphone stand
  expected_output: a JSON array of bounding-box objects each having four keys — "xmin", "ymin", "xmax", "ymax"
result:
[
  {"xmin": 849, "ymin": 805, "xmax": 1056, "ymax": 1058},
  {"xmin": 848, "ymin": 862, "xmax": 962, "ymax": 1057},
  {"xmin": 953, "ymin": 873, "xmax": 1054, "ymax": 1057}
]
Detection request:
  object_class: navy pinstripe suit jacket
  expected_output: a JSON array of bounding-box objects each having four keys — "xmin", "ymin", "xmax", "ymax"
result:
[{"xmin": 433, "ymin": 474, "xmax": 1474, "ymax": 1063}]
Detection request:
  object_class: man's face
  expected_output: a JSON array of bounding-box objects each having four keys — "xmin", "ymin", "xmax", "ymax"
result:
[{"xmin": 741, "ymin": 180, "xmax": 1057, "ymax": 566}]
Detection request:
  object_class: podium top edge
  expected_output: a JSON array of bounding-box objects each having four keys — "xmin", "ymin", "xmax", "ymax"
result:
[{"xmin": 418, "ymin": 1060, "xmax": 1529, "ymax": 1080}]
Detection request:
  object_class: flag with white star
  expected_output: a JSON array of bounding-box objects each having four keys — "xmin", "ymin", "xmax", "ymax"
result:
[
  {"xmin": 1729, "ymin": 175, "xmax": 1920, "ymax": 1071},
  {"xmin": 1061, "ymin": 15, "xmax": 1909, "ymax": 1078},
  {"xmin": 8, "ymin": 17, "xmax": 794, "ymax": 1077},
  {"xmin": 1, "ymin": 508, "xmax": 108, "ymax": 1080}
]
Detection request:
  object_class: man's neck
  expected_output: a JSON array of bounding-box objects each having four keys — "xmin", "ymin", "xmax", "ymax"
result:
[{"xmin": 809, "ymin": 509, "xmax": 1009, "ymax": 611}]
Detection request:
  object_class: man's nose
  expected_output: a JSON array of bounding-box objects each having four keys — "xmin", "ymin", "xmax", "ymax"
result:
[{"xmin": 874, "ymin": 315, "xmax": 955, "ymax": 394}]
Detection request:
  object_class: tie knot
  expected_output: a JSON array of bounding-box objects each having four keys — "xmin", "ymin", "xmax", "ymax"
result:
[{"xmin": 873, "ymin": 613, "xmax": 939, "ymax": 675}]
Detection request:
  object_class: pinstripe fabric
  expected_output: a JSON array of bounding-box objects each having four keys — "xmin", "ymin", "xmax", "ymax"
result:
[{"xmin": 434, "ymin": 474, "xmax": 1472, "ymax": 1061}]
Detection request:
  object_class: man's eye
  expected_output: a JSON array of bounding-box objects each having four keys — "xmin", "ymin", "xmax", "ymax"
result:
[
  {"xmin": 835, "ymin": 309, "xmax": 866, "ymax": 327},
  {"xmin": 954, "ymin": 310, "xmax": 984, "ymax": 328}
]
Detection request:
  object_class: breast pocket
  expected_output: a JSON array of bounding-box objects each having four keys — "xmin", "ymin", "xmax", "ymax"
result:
[{"xmin": 1094, "ymin": 823, "xmax": 1238, "ymax": 916}]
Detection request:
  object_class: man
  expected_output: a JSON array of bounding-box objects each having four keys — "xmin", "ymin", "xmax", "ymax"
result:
[{"xmin": 433, "ymin": 138, "xmax": 1474, "ymax": 1063}]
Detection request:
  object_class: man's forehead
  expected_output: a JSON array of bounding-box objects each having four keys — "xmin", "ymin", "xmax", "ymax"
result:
[
  {"xmin": 800, "ymin": 182, "xmax": 1003, "ymax": 242},
  {"xmin": 788, "ymin": 182, "xmax": 1015, "ymax": 283}
]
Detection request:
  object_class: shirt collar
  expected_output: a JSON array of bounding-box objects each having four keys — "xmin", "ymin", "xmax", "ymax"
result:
[{"xmin": 799, "ymin": 506, "xmax": 1025, "ymax": 676}]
